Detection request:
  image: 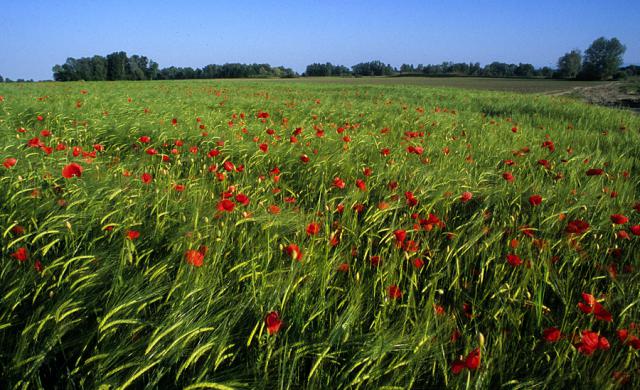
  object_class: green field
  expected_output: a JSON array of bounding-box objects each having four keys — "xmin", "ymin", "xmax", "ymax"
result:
[
  {"xmin": 280, "ymin": 76, "xmax": 610, "ymax": 94},
  {"xmin": 1, "ymin": 80, "xmax": 639, "ymax": 388}
]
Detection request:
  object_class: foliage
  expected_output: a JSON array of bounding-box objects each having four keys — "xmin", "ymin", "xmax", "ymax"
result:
[
  {"xmin": 557, "ymin": 50, "xmax": 583, "ymax": 79},
  {"xmin": 581, "ymin": 37, "xmax": 627, "ymax": 80}
]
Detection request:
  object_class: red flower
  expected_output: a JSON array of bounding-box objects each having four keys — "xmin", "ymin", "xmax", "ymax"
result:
[
  {"xmin": 235, "ymin": 193, "xmax": 250, "ymax": 206},
  {"xmin": 62, "ymin": 163, "xmax": 83, "ymax": 178},
  {"xmin": 223, "ymin": 161, "xmax": 235, "ymax": 172},
  {"xmin": 460, "ymin": 191, "xmax": 473, "ymax": 203},
  {"xmin": 630, "ymin": 225, "xmax": 640, "ymax": 236},
  {"xmin": 529, "ymin": 195, "xmax": 542, "ymax": 206},
  {"xmin": 306, "ymin": 222, "xmax": 320, "ymax": 236},
  {"xmin": 174, "ymin": 184, "xmax": 185, "ymax": 192},
  {"xmin": 217, "ymin": 199, "xmax": 235, "ymax": 212},
  {"xmin": 586, "ymin": 168, "xmax": 604, "ymax": 176},
  {"xmin": 610, "ymin": 214, "xmax": 628, "ymax": 225},
  {"xmin": 412, "ymin": 257, "xmax": 425, "ymax": 269},
  {"xmin": 393, "ymin": 229, "xmax": 407, "ymax": 246},
  {"xmin": 259, "ymin": 143, "xmax": 268, "ymax": 153},
  {"xmin": 566, "ymin": 220, "xmax": 589, "ymax": 234},
  {"xmin": 11, "ymin": 247, "xmax": 28, "ymax": 262},
  {"xmin": 355, "ymin": 179, "xmax": 366, "ymax": 191},
  {"xmin": 451, "ymin": 348, "xmax": 481, "ymax": 374},
  {"xmin": 578, "ymin": 293, "xmax": 612, "ymax": 322},
  {"xmin": 185, "ymin": 249, "xmax": 204, "ymax": 267},
  {"xmin": 370, "ymin": 255, "xmax": 381, "ymax": 267},
  {"xmin": 284, "ymin": 243, "xmax": 303, "ymax": 261},
  {"xmin": 127, "ymin": 230, "xmax": 140, "ymax": 240},
  {"xmin": 265, "ymin": 311, "xmax": 282, "ymax": 335},
  {"xmin": 576, "ymin": 330, "xmax": 609, "ymax": 355},
  {"xmin": 300, "ymin": 154, "xmax": 310, "ymax": 163},
  {"xmin": 543, "ymin": 327, "xmax": 562, "ymax": 342},
  {"xmin": 257, "ymin": 111, "xmax": 270, "ymax": 119},
  {"xmin": 3, "ymin": 158, "xmax": 17, "ymax": 168},
  {"xmin": 506, "ymin": 254, "xmax": 523, "ymax": 267},
  {"xmin": 502, "ymin": 172, "xmax": 514, "ymax": 182},
  {"xmin": 138, "ymin": 136, "xmax": 151, "ymax": 143},
  {"xmin": 387, "ymin": 285, "xmax": 402, "ymax": 300},
  {"xmin": 333, "ymin": 177, "xmax": 346, "ymax": 189},
  {"xmin": 405, "ymin": 191, "xmax": 418, "ymax": 207}
]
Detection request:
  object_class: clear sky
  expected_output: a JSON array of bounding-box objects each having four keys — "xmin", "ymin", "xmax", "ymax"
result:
[{"xmin": 1, "ymin": 0, "xmax": 638, "ymax": 80}]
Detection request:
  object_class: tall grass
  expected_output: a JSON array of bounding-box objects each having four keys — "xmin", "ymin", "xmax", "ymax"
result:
[{"xmin": 0, "ymin": 80, "xmax": 639, "ymax": 388}]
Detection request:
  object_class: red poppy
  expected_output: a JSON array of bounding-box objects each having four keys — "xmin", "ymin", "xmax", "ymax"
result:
[
  {"xmin": 139, "ymin": 136, "xmax": 151, "ymax": 143},
  {"xmin": 185, "ymin": 249, "xmax": 204, "ymax": 267},
  {"xmin": 265, "ymin": 311, "xmax": 282, "ymax": 335},
  {"xmin": 576, "ymin": 330, "xmax": 609, "ymax": 355},
  {"xmin": 452, "ymin": 348, "xmax": 481, "ymax": 374},
  {"xmin": 460, "ymin": 191, "xmax": 473, "ymax": 202},
  {"xmin": 502, "ymin": 172, "xmax": 514, "ymax": 182},
  {"xmin": 405, "ymin": 191, "xmax": 418, "ymax": 207},
  {"xmin": 145, "ymin": 148, "xmax": 158, "ymax": 156},
  {"xmin": 529, "ymin": 195, "xmax": 542, "ymax": 206},
  {"xmin": 235, "ymin": 193, "xmax": 250, "ymax": 206},
  {"xmin": 355, "ymin": 179, "xmax": 366, "ymax": 191},
  {"xmin": 586, "ymin": 168, "xmax": 604, "ymax": 176},
  {"xmin": 62, "ymin": 163, "xmax": 83, "ymax": 178},
  {"xmin": 259, "ymin": 143, "xmax": 268, "ymax": 153},
  {"xmin": 11, "ymin": 247, "xmax": 28, "ymax": 262},
  {"xmin": 306, "ymin": 222, "xmax": 320, "ymax": 236},
  {"xmin": 332, "ymin": 177, "xmax": 346, "ymax": 189},
  {"xmin": 257, "ymin": 111, "xmax": 270, "ymax": 119},
  {"xmin": 393, "ymin": 229, "xmax": 407, "ymax": 246},
  {"xmin": 630, "ymin": 225, "xmax": 640, "ymax": 236},
  {"xmin": 506, "ymin": 254, "xmax": 523, "ymax": 267},
  {"xmin": 412, "ymin": 257, "xmax": 425, "ymax": 269},
  {"xmin": 300, "ymin": 154, "xmax": 310, "ymax": 163},
  {"xmin": 538, "ymin": 159, "xmax": 550, "ymax": 169},
  {"xmin": 566, "ymin": 220, "xmax": 589, "ymax": 234},
  {"xmin": 34, "ymin": 260, "xmax": 43, "ymax": 273},
  {"xmin": 3, "ymin": 158, "xmax": 17, "ymax": 169},
  {"xmin": 284, "ymin": 243, "xmax": 303, "ymax": 261},
  {"xmin": 217, "ymin": 199, "xmax": 235, "ymax": 212},
  {"xmin": 387, "ymin": 285, "xmax": 402, "ymax": 299},
  {"xmin": 578, "ymin": 293, "xmax": 612, "ymax": 322},
  {"xmin": 171, "ymin": 118, "xmax": 178, "ymax": 125},
  {"xmin": 174, "ymin": 184, "xmax": 185, "ymax": 192},
  {"xmin": 223, "ymin": 161, "xmax": 235, "ymax": 172},
  {"xmin": 370, "ymin": 255, "xmax": 381, "ymax": 267},
  {"xmin": 127, "ymin": 230, "xmax": 140, "ymax": 240},
  {"xmin": 141, "ymin": 173, "xmax": 153, "ymax": 184},
  {"xmin": 610, "ymin": 214, "xmax": 628, "ymax": 224},
  {"xmin": 543, "ymin": 327, "xmax": 562, "ymax": 343}
]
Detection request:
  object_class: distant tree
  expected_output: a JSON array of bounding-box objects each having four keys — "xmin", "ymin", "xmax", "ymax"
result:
[
  {"xmin": 92, "ymin": 55, "xmax": 108, "ymax": 81},
  {"xmin": 0, "ymin": 75, "xmax": 3, "ymax": 82},
  {"xmin": 515, "ymin": 63, "xmax": 535, "ymax": 77},
  {"xmin": 540, "ymin": 66, "xmax": 554, "ymax": 78},
  {"xmin": 399, "ymin": 64, "xmax": 415, "ymax": 73},
  {"xmin": 106, "ymin": 52, "xmax": 127, "ymax": 81},
  {"xmin": 352, "ymin": 60, "xmax": 394, "ymax": 76},
  {"xmin": 557, "ymin": 50, "xmax": 582, "ymax": 79},
  {"xmin": 580, "ymin": 37, "xmax": 626, "ymax": 80}
]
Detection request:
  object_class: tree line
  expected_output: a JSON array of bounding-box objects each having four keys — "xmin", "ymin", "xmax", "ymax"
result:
[
  {"xmin": 51, "ymin": 52, "xmax": 297, "ymax": 81},
  {"xmin": 3, "ymin": 36, "xmax": 634, "ymax": 82},
  {"xmin": 305, "ymin": 37, "xmax": 634, "ymax": 80}
]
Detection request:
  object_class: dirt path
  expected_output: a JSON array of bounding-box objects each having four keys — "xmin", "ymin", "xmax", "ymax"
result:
[{"xmin": 545, "ymin": 81, "xmax": 640, "ymax": 112}]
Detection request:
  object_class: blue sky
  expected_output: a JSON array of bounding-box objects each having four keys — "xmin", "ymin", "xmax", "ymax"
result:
[{"xmin": 1, "ymin": 0, "xmax": 638, "ymax": 80}]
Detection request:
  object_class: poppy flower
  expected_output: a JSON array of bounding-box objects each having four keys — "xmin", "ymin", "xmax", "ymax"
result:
[
  {"xmin": 529, "ymin": 195, "xmax": 542, "ymax": 206},
  {"xmin": 284, "ymin": 243, "xmax": 303, "ymax": 261},
  {"xmin": 300, "ymin": 154, "xmax": 310, "ymax": 163},
  {"xmin": 223, "ymin": 161, "xmax": 235, "ymax": 172},
  {"xmin": 127, "ymin": 230, "xmax": 140, "ymax": 240},
  {"xmin": 174, "ymin": 184, "xmax": 185, "ymax": 192},
  {"xmin": 610, "ymin": 214, "xmax": 628, "ymax": 225},
  {"xmin": 387, "ymin": 285, "xmax": 402, "ymax": 300},
  {"xmin": 630, "ymin": 225, "xmax": 640, "ymax": 236},
  {"xmin": 502, "ymin": 172, "xmax": 514, "ymax": 182},
  {"xmin": 259, "ymin": 143, "xmax": 268, "ymax": 153},
  {"xmin": 370, "ymin": 255, "xmax": 381, "ymax": 267},
  {"xmin": 586, "ymin": 168, "xmax": 604, "ymax": 176},
  {"xmin": 235, "ymin": 193, "xmax": 250, "ymax": 206},
  {"xmin": 145, "ymin": 148, "xmax": 158, "ymax": 156},
  {"xmin": 327, "ymin": 177, "xmax": 345, "ymax": 191},
  {"xmin": 337, "ymin": 262, "xmax": 349, "ymax": 272},
  {"xmin": 543, "ymin": 327, "xmax": 562, "ymax": 342},
  {"xmin": 393, "ymin": 229, "xmax": 407, "ymax": 246},
  {"xmin": 139, "ymin": 136, "xmax": 151, "ymax": 143},
  {"xmin": 62, "ymin": 163, "xmax": 83, "ymax": 179},
  {"xmin": 3, "ymin": 158, "xmax": 17, "ymax": 168},
  {"xmin": 566, "ymin": 220, "xmax": 589, "ymax": 234},
  {"xmin": 405, "ymin": 191, "xmax": 418, "ymax": 207},
  {"xmin": 11, "ymin": 247, "xmax": 28, "ymax": 262},
  {"xmin": 217, "ymin": 199, "xmax": 235, "ymax": 212},
  {"xmin": 460, "ymin": 191, "xmax": 473, "ymax": 203},
  {"xmin": 576, "ymin": 330, "xmax": 609, "ymax": 355},
  {"xmin": 506, "ymin": 254, "xmax": 523, "ymax": 267},
  {"xmin": 578, "ymin": 293, "xmax": 612, "ymax": 322},
  {"xmin": 265, "ymin": 311, "xmax": 282, "ymax": 335},
  {"xmin": 185, "ymin": 249, "xmax": 204, "ymax": 267},
  {"xmin": 268, "ymin": 205, "xmax": 281, "ymax": 214},
  {"xmin": 412, "ymin": 257, "xmax": 425, "ymax": 269},
  {"xmin": 452, "ymin": 348, "xmax": 481, "ymax": 374},
  {"xmin": 306, "ymin": 222, "xmax": 320, "ymax": 236},
  {"xmin": 355, "ymin": 179, "xmax": 366, "ymax": 191}
]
